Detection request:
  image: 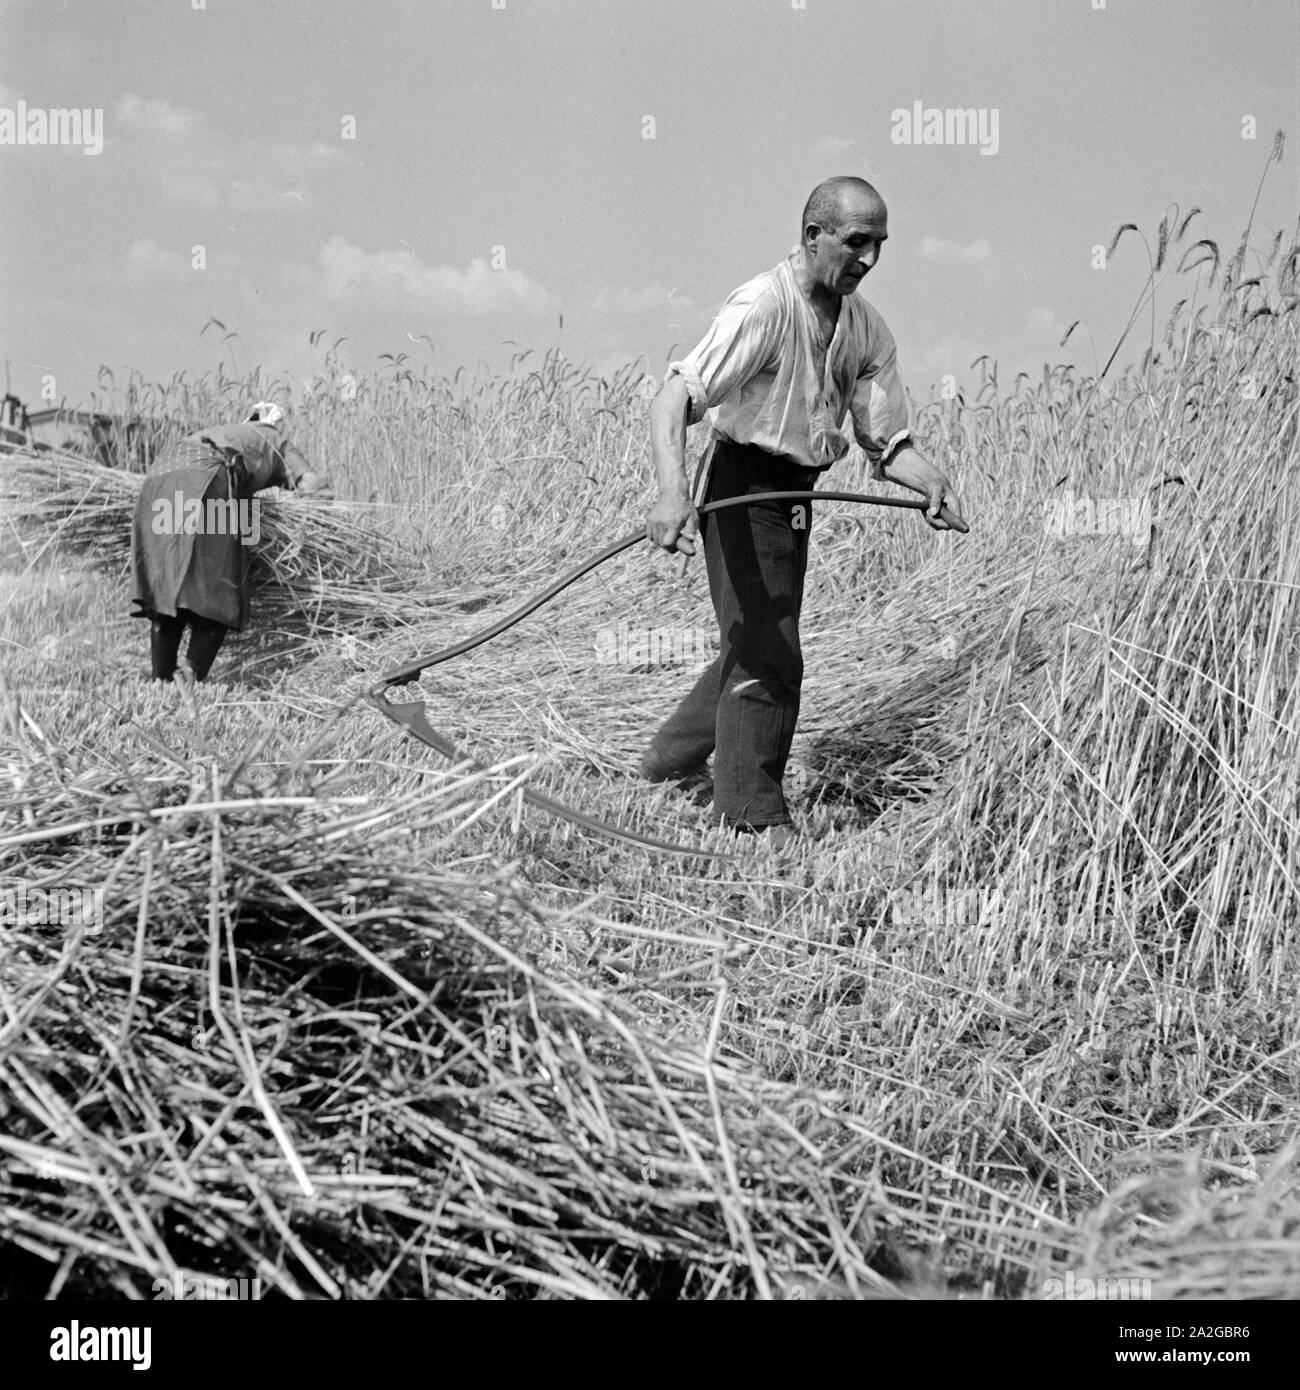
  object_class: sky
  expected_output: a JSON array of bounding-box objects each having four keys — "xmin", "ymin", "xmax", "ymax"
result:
[{"xmin": 0, "ymin": 0, "xmax": 1296, "ymax": 413}]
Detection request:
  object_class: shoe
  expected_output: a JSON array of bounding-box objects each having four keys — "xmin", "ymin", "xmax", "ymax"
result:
[{"xmin": 727, "ymin": 820, "xmax": 799, "ymax": 850}]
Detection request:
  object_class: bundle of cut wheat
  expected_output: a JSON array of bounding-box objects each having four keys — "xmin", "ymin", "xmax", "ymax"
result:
[
  {"xmin": 0, "ymin": 688, "xmax": 951, "ymax": 1301},
  {"xmin": 0, "ymin": 450, "xmax": 483, "ymax": 637}
]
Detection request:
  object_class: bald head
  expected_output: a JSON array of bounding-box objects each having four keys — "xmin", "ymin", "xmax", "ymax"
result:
[
  {"xmin": 797, "ymin": 176, "xmax": 889, "ymax": 302},
  {"xmin": 801, "ymin": 177, "xmax": 886, "ymax": 240}
]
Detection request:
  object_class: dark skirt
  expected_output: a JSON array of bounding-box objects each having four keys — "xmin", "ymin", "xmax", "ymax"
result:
[{"xmin": 130, "ymin": 443, "xmax": 252, "ymax": 630}]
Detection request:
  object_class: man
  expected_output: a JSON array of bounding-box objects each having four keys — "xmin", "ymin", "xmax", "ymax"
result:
[
  {"xmin": 642, "ymin": 176, "xmax": 965, "ymax": 847},
  {"xmin": 130, "ymin": 401, "xmax": 319, "ymax": 682}
]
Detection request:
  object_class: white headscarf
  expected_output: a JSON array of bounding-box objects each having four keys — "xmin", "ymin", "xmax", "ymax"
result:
[{"xmin": 247, "ymin": 401, "xmax": 285, "ymax": 429}]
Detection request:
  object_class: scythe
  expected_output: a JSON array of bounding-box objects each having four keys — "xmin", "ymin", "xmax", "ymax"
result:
[{"xmin": 367, "ymin": 489, "xmax": 967, "ymax": 860}]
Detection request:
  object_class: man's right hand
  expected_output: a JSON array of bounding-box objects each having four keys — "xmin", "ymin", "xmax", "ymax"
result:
[{"xmin": 646, "ymin": 491, "xmax": 699, "ymax": 555}]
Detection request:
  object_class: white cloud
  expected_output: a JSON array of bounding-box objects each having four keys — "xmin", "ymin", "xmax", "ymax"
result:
[
  {"xmin": 918, "ymin": 236, "xmax": 993, "ymax": 272},
  {"xmin": 314, "ymin": 237, "xmax": 554, "ymax": 315},
  {"xmin": 106, "ymin": 92, "xmax": 350, "ymax": 209},
  {"xmin": 110, "ymin": 238, "xmax": 218, "ymax": 289},
  {"xmin": 590, "ymin": 282, "xmax": 696, "ymax": 315},
  {"xmin": 114, "ymin": 94, "xmax": 198, "ymax": 140}
]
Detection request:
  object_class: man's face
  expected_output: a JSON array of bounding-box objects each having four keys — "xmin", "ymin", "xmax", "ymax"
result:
[{"xmin": 805, "ymin": 196, "xmax": 888, "ymax": 297}]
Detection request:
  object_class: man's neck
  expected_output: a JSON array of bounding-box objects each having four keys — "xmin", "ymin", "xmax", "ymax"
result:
[{"xmin": 791, "ymin": 247, "xmax": 841, "ymax": 320}]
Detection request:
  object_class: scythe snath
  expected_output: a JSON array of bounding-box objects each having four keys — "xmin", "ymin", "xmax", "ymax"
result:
[{"xmin": 366, "ymin": 490, "xmax": 967, "ymax": 860}]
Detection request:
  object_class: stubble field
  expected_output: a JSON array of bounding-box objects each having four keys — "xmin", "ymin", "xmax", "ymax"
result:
[{"xmin": 1, "ymin": 211, "xmax": 1298, "ymax": 1300}]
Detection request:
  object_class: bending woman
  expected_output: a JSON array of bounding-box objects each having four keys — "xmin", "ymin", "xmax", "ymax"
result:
[{"xmin": 130, "ymin": 401, "xmax": 316, "ymax": 682}]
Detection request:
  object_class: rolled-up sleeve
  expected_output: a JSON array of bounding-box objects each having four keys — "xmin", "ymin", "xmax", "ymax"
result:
[
  {"xmin": 666, "ymin": 289, "xmax": 782, "ymax": 426},
  {"xmin": 849, "ymin": 307, "xmax": 912, "ymax": 478}
]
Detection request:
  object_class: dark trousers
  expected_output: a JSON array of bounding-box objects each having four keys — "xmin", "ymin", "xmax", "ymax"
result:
[
  {"xmin": 149, "ymin": 608, "xmax": 228, "ymax": 681},
  {"xmin": 646, "ymin": 438, "xmax": 818, "ymax": 829}
]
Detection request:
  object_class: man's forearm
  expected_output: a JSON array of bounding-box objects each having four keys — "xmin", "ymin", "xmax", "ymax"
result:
[
  {"xmin": 880, "ymin": 442, "xmax": 941, "ymax": 495},
  {"xmin": 650, "ymin": 378, "xmax": 693, "ymax": 498}
]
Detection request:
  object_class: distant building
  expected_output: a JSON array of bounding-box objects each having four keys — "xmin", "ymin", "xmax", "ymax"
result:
[
  {"xmin": 0, "ymin": 394, "xmax": 34, "ymax": 452},
  {"xmin": 0, "ymin": 396, "xmax": 171, "ymax": 471}
]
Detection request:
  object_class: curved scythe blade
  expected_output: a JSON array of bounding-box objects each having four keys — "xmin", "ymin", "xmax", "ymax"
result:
[{"xmin": 366, "ymin": 689, "xmax": 733, "ymax": 862}]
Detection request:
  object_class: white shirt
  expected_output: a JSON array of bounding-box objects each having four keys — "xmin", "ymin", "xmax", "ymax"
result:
[{"xmin": 666, "ymin": 251, "xmax": 912, "ymax": 474}]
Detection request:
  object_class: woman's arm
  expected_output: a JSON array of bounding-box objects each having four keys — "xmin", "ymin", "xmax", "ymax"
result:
[{"xmin": 283, "ymin": 441, "xmax": 332, "ymax": 493}]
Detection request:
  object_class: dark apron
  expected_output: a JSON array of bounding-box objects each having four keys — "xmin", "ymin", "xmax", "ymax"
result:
[{"xmin": 130, "ymin": 438, "xmax": 252, "ymax": 630}]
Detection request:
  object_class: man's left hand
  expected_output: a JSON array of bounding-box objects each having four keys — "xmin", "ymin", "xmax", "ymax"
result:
[
  {"xmin": 882, "ymin": 445, "xmax": 968, "ymax": 532},
  {"xmin": 922, "ymin": 474, "xmax": 967, "ymax": 532}
]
